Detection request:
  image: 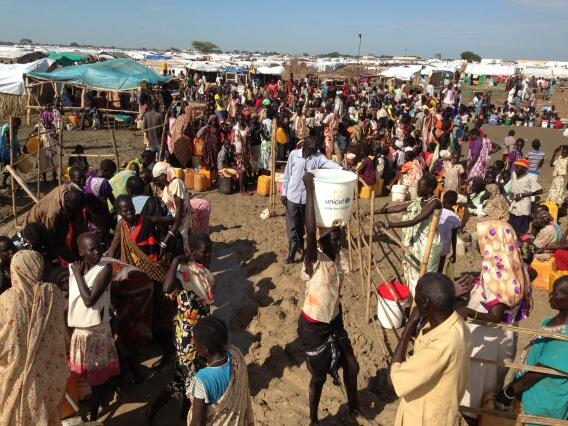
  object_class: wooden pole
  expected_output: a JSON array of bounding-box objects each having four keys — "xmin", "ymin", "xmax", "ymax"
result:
[
  {"xmin": 468, "ymin": 318, "xmax": 568, "ymax": 342},
  {"xmin": 269, "ymin": 118, "xmax": 277, "ymax": 216},
  {"xmin": 36, "ymin": 120, "xmax": 41, "ymax": 199},
  {"xmin": 346, "ymin": 216, "xmax": 353, "ymax": 272},
  {"xmin": 355, "ymin": 190, "xmax": 365, "ymax": 293},
  {"xmin": 5, "ymin": 166, "xmax": 40, "ymax": 203},
  {"xmin": 9, "ymin": 116, "xmax": 18, "ymax": 229},
  {"xmin": 419, "ymin": 209, "xmax": 441, "ymax": 277},
  {"xmin": 110, "ymin": 130, "xmax": 120, "ymax": 167},
  {"xmin": 459, "ymin": 406, "xmax": 568, "ymax": 426},
  {"xmin": 58, "ymin": 117, "xmax": 63, "ymax": 184},
  {"xmin": 365, "ymin": 192, "xmax": 375, "ymax": 322},
  {"xmin": 26, "ymin": 77, "xmax": 32, "ymax": 125}
]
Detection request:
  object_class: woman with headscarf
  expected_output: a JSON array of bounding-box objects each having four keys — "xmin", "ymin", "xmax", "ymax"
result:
[
  {"xmin": 171, "ymin": 104, "xmax": 198, "ymax": 168},
  {"xmin": 196, "ymin": 115, "xmax": 221, "ymax": 173},
  {"xmin": 0, "ymin": 250, "xmax": 68, "ymax": 425},
  {"xmin": 85, "ymin": 175, "xmax": 114, "ymax": 244},
  {"xmin": 531, "ymin": 209, "xmax": 558, "ymax": 250},
  {"xmin": 377, "ymin": 175, "xmax": 442, "ymax": 296},
  {"xmin": 463, "ymin": 170, "xmax": 510, "ymax": 236},
  {"xmin": 152, "ymin": 162, "xmax": 211, "ymax": 254},
  {"xmin": 37, "ymin": 105, "xmax": 58, "ymax": 182},
  {"xmin": 459, "ymin": 220, "xmax": 532, "ymax": 415},
  {"xmin": 24, "ymin": 185, "xmax": 87, "ymax": 262},
  {"xmin": 467, "ymin": 128, "xmax": 499, "ymax": 184}
]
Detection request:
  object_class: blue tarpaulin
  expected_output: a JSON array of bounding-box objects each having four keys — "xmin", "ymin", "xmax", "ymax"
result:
[
  {"xmin": 144, "ymin": 54, "xmax": 172, "ymax": 61},
  {"xmin": 224, "ymin": 66, "xmax": 249, "ymax": 74},
  {"xmin": 26, "ymin": 58, "xmax": 168, "ymax": 91}
]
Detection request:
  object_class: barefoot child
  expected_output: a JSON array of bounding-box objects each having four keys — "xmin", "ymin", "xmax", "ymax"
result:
[{"xmin": 68, "ymin": 232, "xmax": 119, "ymax": 421}]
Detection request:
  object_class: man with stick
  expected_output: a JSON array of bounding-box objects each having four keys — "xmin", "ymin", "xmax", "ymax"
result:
[
  {"xmin": 390, "ymin": 273, "xmax": 472, "ymax": 426},
  {"xmin": 281, "ymin": 136, "xmax": 341, "ymax": 263}
]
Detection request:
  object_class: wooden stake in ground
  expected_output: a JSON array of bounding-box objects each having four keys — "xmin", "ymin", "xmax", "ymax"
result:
[
  {"xmin": 58, "ymin": 115, "xmax": 64, "ymax": 184},
  {"xmin": 269, "ymin": 118, "xmax": 277, "ymax": 216},
  {"xmin": 355, "ymin": 190, "xmax": 365, "ymax": 294},
  {"xmin": 9, "ymin": 116, "xmax": 18, "ymax": 228},
  {"xmin": 36, "ymin": 120, "xmax": 41, "ymax": 199},
  {"xmin": 364, "ymin": 192, "xmax": 375, "ymax": 322},
  {"xmin": 419, "ymin": 209, "xmax": 441, "ymax": 277}
]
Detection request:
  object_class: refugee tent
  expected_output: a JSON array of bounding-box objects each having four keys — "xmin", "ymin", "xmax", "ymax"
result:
[
  {"xmin": 47, "ymin": 52, "xmax": 87, "ymax": 66},
  {"xmin": 380, "ymin": 65, "xmax": 422, "ymax": 81},
  {"xmin": 255, "ymin": 65, "xmax": 284, "ymax": 76},
  {"xmin": 464, "ymin": 63, "xmax": 516, "ymax": 77},
  {"xmin": 26, "ymin": 58, "xmax": 168, "ymax": 91},
  {"xmin": 0, "ymin": 58, "xmax": 51, "ymax": 95}
]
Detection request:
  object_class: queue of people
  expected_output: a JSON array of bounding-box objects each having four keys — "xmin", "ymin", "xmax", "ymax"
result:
[{"xmin": 0, "ymin": 72, "xmax": 567, "ymax": 426}]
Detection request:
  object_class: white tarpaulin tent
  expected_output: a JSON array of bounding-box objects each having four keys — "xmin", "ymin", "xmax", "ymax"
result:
[
  {"xmin": 464, "ymin": 63, "xmax": 516, "ymax": 76},
  {"xmin": 380, "ymin": 65, "xmax": 422, "ymax": 80},
  {"xmin": 255, "ymin": 65, "xmax": 284, "ymax": 75},
  {"xmin": 0, "ymin": 58, "xmax": 51, "ymax": 95}
]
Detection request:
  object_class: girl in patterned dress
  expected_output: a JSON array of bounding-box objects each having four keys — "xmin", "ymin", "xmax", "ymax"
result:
[{"xmin": 147, "ymin": 232, "xmax": 215, "ymax": 422}]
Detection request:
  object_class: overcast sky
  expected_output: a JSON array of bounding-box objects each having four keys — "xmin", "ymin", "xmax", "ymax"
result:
[{"xmin": 2, "ymin": 0, "xmax": 568, "ymax": 60}]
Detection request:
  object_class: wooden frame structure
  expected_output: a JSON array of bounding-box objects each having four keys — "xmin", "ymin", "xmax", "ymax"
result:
[
  {"xmin": 0, "ymin": 115, "xmax": 118, "ymax": 228},
  {"xmin": 346, "ymin": 191, "xmax": 567, "ymax": 425}
]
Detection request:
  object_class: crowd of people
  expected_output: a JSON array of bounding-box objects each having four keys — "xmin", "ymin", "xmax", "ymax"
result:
[{"xmin": 0, "ymin": 70, "xmax": 567, "ymax": 426}]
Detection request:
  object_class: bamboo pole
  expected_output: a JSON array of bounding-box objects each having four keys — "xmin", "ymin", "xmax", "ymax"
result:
[
  {"xmin": 269, "ymin": 118, "xmax": 277, "ymax": 216},
  {"xmin": 58, "ymin": 117, "xmax": 63, "ymax": 184},
  {"xmin": 355, "ymin": 191, "xmax": 365, "ymax": 294},
  {"xmin": 62, "ymin": 153, "xmax": 115, "ymax": 158},
  {"xmin": 365, "ymin": 192, "xmax": 375, "ymax": 322},
  {"xmin": 470, "ymin": 357, "xmax": 568, "ymax": 378},
  {"xmin": 459, "ymin": 406, "xmax": 568, "ymax": 426},
  {"xmin": 110, "ymin": 129, "xmax": 120, "ymax": 167},
  {"xmin": 5, "ymin": 166, "xmax": 40, "ymax": 203},
  {"xmin": 467, "ymin": 318, "xmax": 568, "ymax": 342},
  {"xmin": 419, "ymin": 209, "xmax": 441, "ymax": 277},
  {"xmin": 26, "ymin": 105, "xmax": 139, "ymax": 116},
  {"xmin": 346, "ymin": 216, "xmax": 353, "ymax": 272},
  {"xmin": 9, "ymin": 116, "xmax": 18, "ymax": 229},
  {"xmin": 36, "ymin": 120, "xmax": 41, "ymax": 199},
  {"xmin": 26, "ymin": 77, "xmax": 32, "ymax": 125}
]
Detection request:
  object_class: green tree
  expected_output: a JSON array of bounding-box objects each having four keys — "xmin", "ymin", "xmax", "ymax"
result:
[
  {"xmin": 19, "ymin": 38, "xmax": 33, "ymax": 45},
  {"xmin": 460, "ymin": 51, "xmax": 482, "ymax": 63},
  {"xmin": 192, "ymin": 40, "xmax": 221, "ymax": 54}
]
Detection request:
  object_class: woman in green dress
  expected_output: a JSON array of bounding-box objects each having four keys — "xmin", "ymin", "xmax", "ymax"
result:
[{"xmin": 376, "ymin": 174, "xmax": 442, "ymax": 295}]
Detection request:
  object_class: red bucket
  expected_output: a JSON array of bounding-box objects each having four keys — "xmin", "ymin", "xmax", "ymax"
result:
[{"xmin": 376, "ymin": 282, "xmax": 410, "ymax": 302}]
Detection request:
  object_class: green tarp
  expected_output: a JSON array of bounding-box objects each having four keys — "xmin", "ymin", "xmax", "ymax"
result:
[
  {"xmin": 46, "ymin": 52, "xmax": 87, "ymax": 66},
  {"xmin": 27, "ymin": 58, "xmax": 168, "ymax": 91}
]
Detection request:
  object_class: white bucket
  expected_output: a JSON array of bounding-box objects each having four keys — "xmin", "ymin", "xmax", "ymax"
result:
[
  {"xmin": 376, "ymin": 282, "xmax": 410, "ymax": 329},
  {"xmin": 311, "ymin": 169, "xmax": 357, "ymax": 228},
  {"xmin": 391, "ymin": 184, "xmax": 408, "ymax": 202}
]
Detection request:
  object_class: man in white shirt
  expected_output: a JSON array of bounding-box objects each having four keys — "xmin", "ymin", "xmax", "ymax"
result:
[
  {"xmin": 426, "ymin": 82, "xmax": 435, "ymax": 97},
  {"xmin": 508, "ymin": 159, "xmax": 543, "ymax": 235}
]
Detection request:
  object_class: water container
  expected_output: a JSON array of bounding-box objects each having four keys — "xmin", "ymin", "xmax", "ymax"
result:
[
  {"xmin": 391, "ymin": 184, "xmax": 408, "ymax": 202},
  {"xmin": 276, "ymin": 127, "xmax": 288, "ymax": 144},
  {"xmin": 311, "ymin": 169, "xmax": 357, "ymax": 228},
  {"xmin": 25, "ymin": 135, "xmax": 40, "ymax": 154},
  {"xmin": 218, "ymin": 175, "xmax": 233, "ymax": 195},
  {"xmin": 15, "ymin": 154, "xmax": 33, "ymax": 173},
  {"xmin": 257, "ymin": 174, "xmax": 271, "ymax": 196},
  {"xmin": 193, "ymin": 138, "xmax": 204, "ymax": 156},
  {"xmin": 69, "ymin": 114, "xmax": 79, "ymax": 128},
  {"xmin": 376, "ymin": 282, "xmax": 410, "ymax": 329},
  {"xmin": 199, "ymin": 168, "xmax": 212, "ymax": 183},
  {"xmin": 184, "ymin": 169, "xmax": 195, "ymax": 190},
  {"xmin": 359, "ymin": 182, "xmax": 377, "ymax": 200},
  {"xmin": 173, "ymin": 167, "xmax": 184, "ymax": 179},
  {"xmin": 194, "ymin": 173, "xmax": 210, "ymax": 192}
]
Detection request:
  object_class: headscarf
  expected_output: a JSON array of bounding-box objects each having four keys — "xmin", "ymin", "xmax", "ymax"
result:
[
  {"xmin": 152, "ymin": 161, "xmax": 177, "ymax": 181},
  {"xmin": 86, "ymin": 176, "xmax": 112, "ymax": 198},
  {"xmin": 0, "ymin": 250, "xmax": 68, "ymax": 425},
  {"xmin": 477, "ymin": 220, "xmax": 530, "ymax": 308},
  {"xmin": 40, "ymin": 109, "xmax": 54, "ymax": 128},
  {"xmin": 532, "ymin": 210, "xmax": 553, "ymax": 230}
]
